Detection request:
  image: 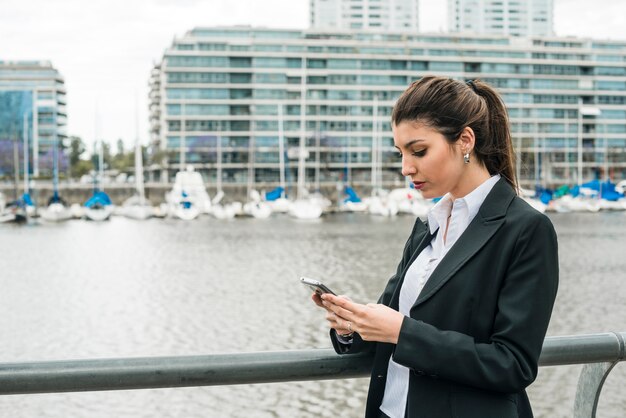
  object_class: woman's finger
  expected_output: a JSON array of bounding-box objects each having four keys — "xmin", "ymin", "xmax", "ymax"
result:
[
  {"xmin": 322, "ymin": 293, "xmax": 361, "ymax": 313},
  {"xmin": 322, "ymin": 297, "xmax": 359, "ymax": 321}
]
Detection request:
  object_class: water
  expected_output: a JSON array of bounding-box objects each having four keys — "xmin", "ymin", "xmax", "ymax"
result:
[{"xmin": 0, "ymin": 212, "xmax": 625, "ymax": 417}]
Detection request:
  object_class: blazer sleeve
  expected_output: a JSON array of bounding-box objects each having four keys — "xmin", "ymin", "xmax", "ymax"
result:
[
  {"xmin": 330, "ymin": 218, "xmax": 428, "ymax": 355},
  {"xmin": 392, "ymin": 213, "xmax": 559, "ymax": 393}
]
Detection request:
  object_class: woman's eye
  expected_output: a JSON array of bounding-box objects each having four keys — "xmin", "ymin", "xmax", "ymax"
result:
[
  {"xmin": 412, "ymin": 149, "xmax": 426, "ymax": 157},
  {"xmin": 395, "ymin": 152, "xmax": 403, "ymax": 159}
]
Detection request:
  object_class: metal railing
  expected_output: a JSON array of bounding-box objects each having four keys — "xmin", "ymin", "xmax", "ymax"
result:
[{"xmin": 0, "ymin": 332, "xmax": 624, "ymax": 417}]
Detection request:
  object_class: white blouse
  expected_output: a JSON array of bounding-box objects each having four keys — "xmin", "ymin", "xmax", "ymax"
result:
[{"xmin": 379, "ymin": 174, "xmax": 501, "ymax": 418}]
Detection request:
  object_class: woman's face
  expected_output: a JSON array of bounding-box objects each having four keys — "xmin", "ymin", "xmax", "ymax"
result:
[{"xmin": 393, "ymin": 121, "xmax": 465, "ymax": 199}]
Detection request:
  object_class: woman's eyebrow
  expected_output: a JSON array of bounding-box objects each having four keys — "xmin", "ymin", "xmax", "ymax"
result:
[{"xmin": 399, "ymin": 139, "xmax": 426, "ymax": 149}]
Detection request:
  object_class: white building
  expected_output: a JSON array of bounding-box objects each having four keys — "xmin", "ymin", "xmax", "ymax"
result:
[
  {"xmin": 448, "ymin": 0, "xmax": 553, "ymax": 37},
  {"xmin": 310, "ymin": 0, "xmax": 419, "ymax": 32},
  {"xmin": 149, "ymin": 27, "xmax": 626, "ymax": 191}
]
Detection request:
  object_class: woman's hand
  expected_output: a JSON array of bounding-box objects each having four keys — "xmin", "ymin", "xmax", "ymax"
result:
[
  {"xmin": 321, "ymin": 293, "xmax": 405, "ymax": 344},
  {"xmin": 312, "ymin": 292, "xmax": 353, "ymax": 336}
]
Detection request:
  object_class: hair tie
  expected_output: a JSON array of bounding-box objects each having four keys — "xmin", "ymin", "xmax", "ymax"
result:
[{"xmin": 466, "ymin": 80, "xmax": 478, "ymax": 93}]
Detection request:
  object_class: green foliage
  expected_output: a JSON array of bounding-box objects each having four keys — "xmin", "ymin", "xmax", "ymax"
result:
[{"xmin": 69, "ymin": 136, "xmax": 92, "ymax": 178}]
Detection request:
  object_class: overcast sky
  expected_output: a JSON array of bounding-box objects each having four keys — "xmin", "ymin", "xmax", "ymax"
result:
[{"xmin": 1, "ymin": 0, "xmax": 625, "ymax": 150}]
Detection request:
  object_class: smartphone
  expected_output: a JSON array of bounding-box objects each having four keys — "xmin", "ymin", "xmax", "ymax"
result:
[{"xmin": 300, "ymin": 276, "xmax": 337, "ymax": 296}]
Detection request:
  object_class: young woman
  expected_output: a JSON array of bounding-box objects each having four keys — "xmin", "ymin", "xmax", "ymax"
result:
[{"xmin": 313, "ymin": 76, "xmax": 559, "ymax": 418}]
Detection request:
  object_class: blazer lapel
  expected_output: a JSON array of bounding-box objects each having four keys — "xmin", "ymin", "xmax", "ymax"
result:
[{"xmin": 411, "ymin": 178, "xmax": 516, "ymax": 310}]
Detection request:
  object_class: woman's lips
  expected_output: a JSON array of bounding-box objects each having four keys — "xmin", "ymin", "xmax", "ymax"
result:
[{"xmin": 413, "ymin": 181, "xmax": 425, "ymax": 190}]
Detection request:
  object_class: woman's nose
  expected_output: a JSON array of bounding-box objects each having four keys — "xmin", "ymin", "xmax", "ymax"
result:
[{"xmin": 401, "ymin": 157, "xmax": 416, "ymax": 177}]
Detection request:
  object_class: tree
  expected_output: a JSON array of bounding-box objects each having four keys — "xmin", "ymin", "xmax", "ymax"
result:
[{"xmin": 68, "ymin": 136, "xmax": 93, "ymax": 179}]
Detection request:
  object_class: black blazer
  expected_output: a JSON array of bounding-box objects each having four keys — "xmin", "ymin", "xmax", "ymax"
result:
[{"xmin": 331, "ymin": 178, "xmax": 559, "ymax": 418}]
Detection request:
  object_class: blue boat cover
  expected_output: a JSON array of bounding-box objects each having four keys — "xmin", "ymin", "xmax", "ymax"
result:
[
  {"xmin": 84, "ymin": 191, "xmax": 112, "ymax": 208},
  {"xmin": 571, "ymin": 180, "xmax": 625, "ymax": 201},
  {"xmin": 21, "ymin": 193, "xmax": 34, "ymax": 206},
  {"xmin": 343, "ymin": 186, "xmax": 362, "ymax": 203},
  {"xmin": 265, "ymin": 187, "xmax": 285, "ymax": 201}
]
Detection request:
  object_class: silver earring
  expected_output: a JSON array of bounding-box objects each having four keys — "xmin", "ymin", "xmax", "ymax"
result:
[{"xmin": 463, "ymin": 152, "xmax": 470, "ymax": 164}]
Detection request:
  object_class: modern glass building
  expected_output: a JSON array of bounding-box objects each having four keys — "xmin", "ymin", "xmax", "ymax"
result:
[
  {"xmin": 0, "ymin": 60, "xmax": 67, "ymax": 178},
  {"xmin": 149, "ymin": 27, "xmax": 626, "ymax": 194},
  {"xmin": 310, "ymin": 0, "xmax": 419, "ymax": 32},
  {"xmin": 448, "ymin": 0, "xmax": 554, "ymax": 37}
]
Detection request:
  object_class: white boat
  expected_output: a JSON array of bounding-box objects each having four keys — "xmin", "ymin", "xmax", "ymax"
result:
[
  {"xmin": 338, "ymin": 186, "xmax": 368, "ymax": 212},
  {"xmin": 210, "ymin": 191, "xmax": 238, "ymax": 220},
  {"xmin": 40, "ymin": 132, "xmax": 73, "ymax": 222},
  {"xmin": 243, "ymin": 190, "xmax": 272, "ymax": 219},
  {"xmin": 84, "ymin": 135, "xmax": 113, "ymax": 221},
  {"xmin": 288, "ymin": 198, "xmax": 324, "ymax": 220},
  {"xmin": 551, "ymin": 195, "xmax": 600, "ymax": 213},
  {"xmin": 243, "ymin": 200, "xmax": 273, "ymax": 219},
  {"xmin": 388, "ymin": 187, "xmax": 433, "ymax": 217},
  {"xmin": 266, "ymin": 196, "xmax": 292, "ymax": 213},
  {"xmin": 173, "ymin": 196, "xmax": 201, "ymax": 221},
  {"xmin": 119, "ymin": 196, "xmax": 154, "ymax": 220},
  {"xmin": 40, "ymin": 201, "xmax": 73, "ymax": 222},
  {"xmin": 85, "ymin": 203, "xmax": 114, "ymax": 221},
  {"xmin": 365, "ymin": 193, "xmax": 399, "ymax": 217},
  {"xmin": 599, "ymin": 198, "xmax": 626, "ymax": 211},
  {"xmin": 70, "ymin": 203, "xmax": 84, "ymax": 219},
  {"xmin": 166, "ymin": 166, "xmax": 212, "ymax": 220},
  {"xmin": 211, "ymin": 203, "xmax": 238, "ymax": 220},
  {"xmin": 121, "ymin": 121, "xmax": 153, "ymax": 221},
  {"xmin": 0, "ymin": 200, "xmax": 27, "ymax": 223},
  {"xmin": 310, "ymin": 192, "xmax": 331, "ymax": 211},
  {"xmin": 339, "ymin": 200, "xmax": 368, "ymax": 212}
]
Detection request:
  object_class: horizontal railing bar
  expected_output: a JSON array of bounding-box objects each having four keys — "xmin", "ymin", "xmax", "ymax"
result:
[
  {"xmin": 538, "ymin": 332, "xmax": 624, "ymax": 367},
  {"xmin": 0, "ymin": 332, "xmax": 624, "ymax": 395},
  {"xmin": 0, "ymin": 349, "xmax": 373, "ymax": 395}
]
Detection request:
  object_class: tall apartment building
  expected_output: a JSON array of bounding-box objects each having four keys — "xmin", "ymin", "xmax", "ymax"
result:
[
  {"xmin": 310, "ymin": 0, "xmax": 419, "ymax": 32},
  {"xmin": 0, "ymin": 61, "xmax": 67, "ymax": 177},
  {"xmin": 149, "ymin": 27, "xmax": 626, "ymax": 194},
  {"xmin": 448, "ymin": 0, "xmax": 554, "ymax": 37}
]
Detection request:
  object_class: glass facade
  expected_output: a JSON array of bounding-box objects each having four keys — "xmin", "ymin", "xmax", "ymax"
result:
[
  {"xmin": 0, "ymin": 61, "xmax": 67, "ymax": 177},
  {"xmin": 149, "ymin": 27, "xmax": 626, "ymax": 190}
]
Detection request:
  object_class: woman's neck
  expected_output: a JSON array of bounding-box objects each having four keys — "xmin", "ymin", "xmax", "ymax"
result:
[{"xmin": 449, "ymin": 165, "xmax": 492, "ymax": 201}]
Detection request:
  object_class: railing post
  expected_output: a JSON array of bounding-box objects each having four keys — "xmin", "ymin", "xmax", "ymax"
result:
[{"xmin": 573, "ymin": 332, "xmax": 625, "ymax": 418}]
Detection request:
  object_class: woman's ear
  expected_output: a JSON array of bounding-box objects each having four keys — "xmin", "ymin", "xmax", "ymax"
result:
[{"xmin": 458, "ymin": 126, "xmax": 476, "ymax": 154}]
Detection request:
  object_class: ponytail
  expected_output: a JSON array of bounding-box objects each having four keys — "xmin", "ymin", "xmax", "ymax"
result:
[
  {"xmin": 470, "ymin": 80, "xmax": 518, "ymax": 191},
  {"xmin": 392, "ymin": 76, "xmax": 518, "ymax": 192}
]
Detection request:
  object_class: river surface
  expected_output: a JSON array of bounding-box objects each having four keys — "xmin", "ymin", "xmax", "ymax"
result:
[{"xmin": 0, "ymin": 212, "xmax": 625, "ymax": 417}]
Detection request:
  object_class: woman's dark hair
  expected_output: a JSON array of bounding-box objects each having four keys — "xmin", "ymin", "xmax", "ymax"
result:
[{"xmin": 391, "ymin": 76, "xmax": 517, "ymax": 191}]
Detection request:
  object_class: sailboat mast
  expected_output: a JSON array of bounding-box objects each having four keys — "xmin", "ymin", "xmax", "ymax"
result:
[
  {"xmin": 278, "ymin": 104, "xmax": 285, "ymax": 195},
  {"xmin": 23, "ymin": 114, "xmax": 29, "ymax": 194},
  {"xmin": 52, "ymin": 131, "xmax": 59, "ymax": 200},
  {"xmin": 12, "ymin": 132, "xmax": 20, "ymax": 201},
  {"xmin": 371, "ymin": 96, "xmax": 378, "ymax": 194},
  {"xmin": 99, "ymin": 139, "xmax": 104, "ymax": 191},
  {"xmin": 577, "ymin": 98, "xmax": 583, "ymax": 186},
  {"xmin": 134, "ymin": 94, "xmax": 145, "ymax": 201},
  {"xmin": 297, "ymin": 56, "xmax": 307, "ymax": 199},
  {"xmin": 217, "ymin": 134, "xmax": 222, "ymax": 193},
  {"xmin": 180, "ymin": 102, "xmax": 186, "ymax": 169}
]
